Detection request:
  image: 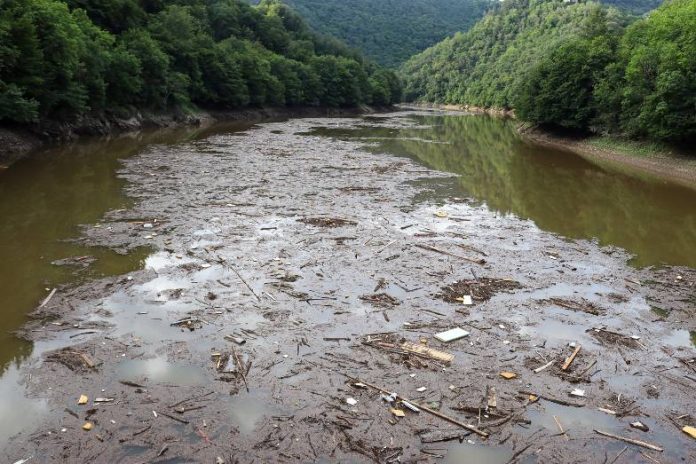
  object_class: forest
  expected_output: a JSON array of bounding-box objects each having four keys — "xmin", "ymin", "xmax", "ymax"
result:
[
  {"xmin": 257, "ymin": 0, "xmax": 494, "ymax": 67},
  {"xmin": 402, "ymin": 0, "xmax": 695, "ymax": 143},
  {"xmin": 251, "ymin": 1, "xmax": 662, "ymax": 68},
  {"xmin": 0, "ymin": 0, "xmax": 401, "ymax": 125}
]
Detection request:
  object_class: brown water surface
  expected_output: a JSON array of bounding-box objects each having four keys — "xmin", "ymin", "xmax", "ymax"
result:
[{"xmin": 306, "ymin": 114, "xmax": 696, "ymax": 268}]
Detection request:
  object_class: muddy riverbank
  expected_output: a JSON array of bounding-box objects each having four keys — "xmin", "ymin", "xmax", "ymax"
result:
[
  {"xmin": 4, "ymin": 110, "xmax": 696, "ymax": 463},
  {"xmin": 0, "ymin": 106, "xmax": 373, "ymax": 167},
  {"xmin": 402, "ymin": 103, "xmax": 696, "ymax": 190},
  {"xmin": 518, "ymin": 127, "xmax": 696, "ymax": 191}
]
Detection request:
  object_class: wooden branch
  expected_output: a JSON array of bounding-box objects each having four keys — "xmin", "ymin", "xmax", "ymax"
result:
[
  {"xmin": 414, "ymin": 244, "xmax": 485, "ymax": 265},
  {"xmin": 346, "ymin": 376, "xmax": 488, "ymax": 437},
  {"xmin": 594, "ymin": 429, "xmax": 663, "ymax": 452},
  {"xmin": 562, "ymin": 345, "xmax": 582, "ymax": 371}
]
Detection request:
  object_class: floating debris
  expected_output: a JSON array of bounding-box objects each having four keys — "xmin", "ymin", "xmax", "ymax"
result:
[
  {"xmin": 438, "ymin": 277, "xmax": 521, "ymax": 303},
  {"xmin": 359, "ymin": 293, "xmax": 400, "ymax": 308},
  {"xmin": 434, "ymin": 327, "xmax": 470, "ymax": 343},
  {"xmin": 298, "ymin": 217, "xmax": 357, "ymax": 228}
]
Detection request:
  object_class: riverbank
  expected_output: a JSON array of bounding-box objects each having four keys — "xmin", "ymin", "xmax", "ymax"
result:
[
  {"xmin": 4, "ymin": 110, "xmax": 695, "ymax": 463},
  {"xmin": 0, "ymin": 105, "xmax": 376, "ymax": 167},
  {"xmin": 400, "ymin": 103, "xmax": 696, "ymax": 189},
  {"xmin": 519, "ymin": 126, "xmax": 696, "ymax": 190}
]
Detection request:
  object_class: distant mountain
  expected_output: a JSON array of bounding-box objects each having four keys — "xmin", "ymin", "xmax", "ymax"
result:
[
  {"xmin": 249, "ymin": 1, "xmax": 660, "ymax": 68},
  {"xmin": 400, "ymin": 0, "xmax": 629, "ymax": 107},
  {"xmin": 254, "ymin": 0, "xmax": 494, "ymax": 67}
]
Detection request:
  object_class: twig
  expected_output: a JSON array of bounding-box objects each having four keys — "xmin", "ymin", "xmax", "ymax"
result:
[
  {"xmin": 594, "ymin": 429, "xmax": 663, "ymax": 452},
  {"xmin": 414, "ymin": 244, "xmax": 485, "ymax": 265},
  {"xmin": 533, "ymin": 360, "xmax": 554, "ymax": 373},
  {"xmin": 168, "ymin": 390, "xmax": 215, "ymax": 409},
  {"xmin": 132, "ymin": 425, "xmax": 151, "ymax": 436},
  {"xmin": 519, "ymin": 390, "xmax": 585, "ymax": 407},
  {"xmin": 504, "ymin": 442, "xmax": 534, "ymax": 464},
  {"xmin": 229, "ymin": 265, "xmax": 261, "ymax": 301},
  {"xmin": 212, "ymin": 254, "xmax": 261, "ymax": 301},
  {"xmin": 156, "ymin": 411, "xmax": 189, "ymax": 424},
  {"xmin": 553, "ymin": 415, "xmax": 568, "ymax": 440},
  {"xmin": 640, "ymin": 451, "xmax": 662, "ymax": 464},
  {"xmin": 562, "ymin": 345, "xmax": 582, "ymax": 371},
  {"xmin": 345, "ymin": 375, "xmax": 488, "ymax": 437},
  {"xmin": 232, "ymin": 347, "xmax": 250, "ymax": 392},
  {"xmin": 609, "ymin": 446, "xmax": 628, "ymax": 464},
  {"xmin": 39, "ymin": 288, "xmax": 57, "ymax": 308}
]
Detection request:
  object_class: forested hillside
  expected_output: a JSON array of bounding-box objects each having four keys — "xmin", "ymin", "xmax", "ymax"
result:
[
  {"xmin": 257, "ymin": 0, "xmax": 494, "ymax": 67},
  {"xmin": 402, "ymin": 0, "xmax": 695, "ymax": 143},
  {"xmin": 0, "ymin": 0, "xmax": 401, "ymax": 126},
  {"xmin": 603, "ymin": 0, "xmax": 662, "ymax": 12}
]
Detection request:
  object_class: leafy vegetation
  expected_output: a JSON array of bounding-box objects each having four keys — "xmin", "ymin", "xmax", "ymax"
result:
[
  {"xmin": 255, "ymin": 0, "xmax": 494, "ymax": 68},
  {"xmin": 402, "ymin": 0, "xmax": 695, "ymax": 144},
  {"xmin": 602, "ymin": 0, "xmax": 662, "ymax": 13},
  {"xmin": 0, "ymin": 0, "xmax": 401, "ymax": 125}
]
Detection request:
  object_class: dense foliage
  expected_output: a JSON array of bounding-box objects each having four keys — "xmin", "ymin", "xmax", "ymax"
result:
[
  {"xmin": 402, "ymin": 0, "xmax": 695, "ymax": 143},
  {"xmin": 602, "ymin": 0, "xmax": 662, "ymax": 13},
  {"xmin": 0, "ymin": 0, "xmax": 401, "ymax": 124},
  {"xmin": 256, "ymin": 0, "xmax": 494, "ymax": 68}
]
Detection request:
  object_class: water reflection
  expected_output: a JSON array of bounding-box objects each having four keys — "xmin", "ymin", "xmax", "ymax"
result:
[{"xmin": 310, "ymin": 114, "xmax": 696, "ymax": 268}]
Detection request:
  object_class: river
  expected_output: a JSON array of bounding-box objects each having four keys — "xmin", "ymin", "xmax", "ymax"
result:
[{"xmin": 1, "ymin": 110, "xmax": 695, "ymax": 461}]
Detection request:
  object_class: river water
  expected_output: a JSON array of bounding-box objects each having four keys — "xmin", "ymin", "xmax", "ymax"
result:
[{"xmin": 1, "ymin": 111, "xmax": 695, "ymax": 450}]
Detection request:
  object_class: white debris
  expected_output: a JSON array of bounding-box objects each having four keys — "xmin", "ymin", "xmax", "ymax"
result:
[{"xmin": 434, "ymin": 327, "xmax": 470, "ymax": 342}]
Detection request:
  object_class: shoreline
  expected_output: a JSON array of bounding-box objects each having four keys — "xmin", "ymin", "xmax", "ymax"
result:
[
  {"xmin": 0, "ymin": 105, "xmax": 379, "ymax": 167},
  {"xmin": 401, "ymin": 102, "xmax": 696, "ymax": 189},
  {"xmin": 519, "ymin": 126, "xmax": 696, "ymax": 190}
]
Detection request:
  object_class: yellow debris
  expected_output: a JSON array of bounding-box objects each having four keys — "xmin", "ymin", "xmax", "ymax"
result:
[
  {"xmin": 78, "ymin": 395, "xmax": 88, "ymax": 405},
  {"xmin": 82, "ymin": 422, "xmax": 93, "ymax": 431},
  {"xmin": 434, "ymin": 210, "xmax": 448, "ymax": 218},
  {"xmin": 390, "ymin": 408, "xmax": 406, "ymax": 418},
  {"xmin": 683, "ymin": 425, "xmax": 696, "ymax": 440},
  {"xmin": 500, "ymin": 372, "xmax": 517, "ymax": 380}
]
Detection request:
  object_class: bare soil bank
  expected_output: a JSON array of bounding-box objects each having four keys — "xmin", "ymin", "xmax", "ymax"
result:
[
  {"xmin": 519, "ymin": 127, "xmax": 696, "ymax": 190},
  {"xmin": 402, "ymin": 103, "xmax": 696, "ymax": 189},
  {"xmin": 0, "ymin": 106, "xmax": 375, "ymax": 167},
  {"xmin": 5, "ymin": 111, "xmax": 696, "ymax": 463}
]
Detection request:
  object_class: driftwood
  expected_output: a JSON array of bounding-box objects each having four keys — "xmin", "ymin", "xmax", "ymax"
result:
[
  {"xmin": 594, "ymin": 429, "xmax": 663, "ymax": 452},
  {"xmin": 562, "ymin": 345, "xmax": 582, "ymax": 371},
  {"xmin": 519, "ymin": 390, "xmax": 585, "ymax": 407},
  {"xmin": 414, "ymin": 244, "xmax": 485, "ymax": 265},
  {"xmin": 39, "ymin": 288, "xmax": 57, "ymax": 308},
  {"xmin": 346, "ymin": 376, "xmax": 488, "ymax": 437}
]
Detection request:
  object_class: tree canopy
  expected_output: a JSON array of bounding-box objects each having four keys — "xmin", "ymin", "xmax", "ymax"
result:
[
  {"xmin": 255, "ymin": 0, "xmax": 494, "ymax": 68},
  {"xmin": 0, "ymin": 0, "xmax": 401, "ymax": 125},
  {"xmin": 401, "ymin": 0, "xmax": 694, "ymax": 143}
]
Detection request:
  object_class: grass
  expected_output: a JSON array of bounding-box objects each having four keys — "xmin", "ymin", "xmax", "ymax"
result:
[{"xmin": 586, "ymin": 135, "xmax": 677, "ymax": 159}]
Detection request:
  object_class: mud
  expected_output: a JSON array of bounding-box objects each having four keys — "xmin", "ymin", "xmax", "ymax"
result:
[{"xmin": 4, "ymin": 110, "xmax": 696, "ymax": 463}]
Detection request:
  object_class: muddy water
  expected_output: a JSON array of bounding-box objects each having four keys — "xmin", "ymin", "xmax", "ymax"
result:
[
  {"xmin": 0, "ymin": 122, "xmax": 255, "ymax": 444},
  {"xmin": 1, "ymin": 111, "xmax": 695, "ymax": 461},
  {"xmin": 306, "ymin": 114, "xmax": 696, "ymax": 268}
]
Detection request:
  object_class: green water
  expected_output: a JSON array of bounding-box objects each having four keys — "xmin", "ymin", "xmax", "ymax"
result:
[{"xmin": 309, "ymin": 114, "xmax": 696, "ymax": 268}]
